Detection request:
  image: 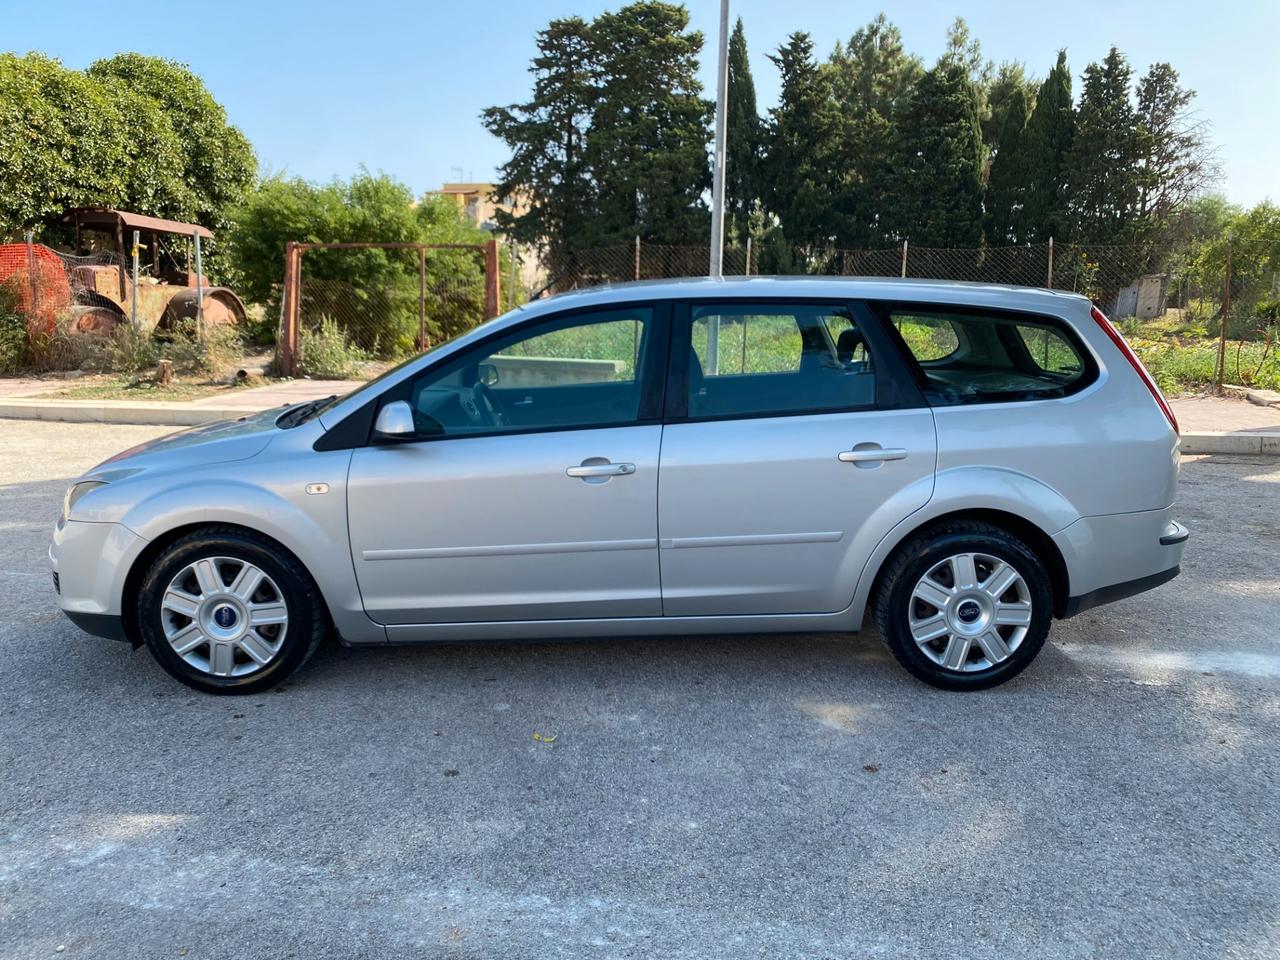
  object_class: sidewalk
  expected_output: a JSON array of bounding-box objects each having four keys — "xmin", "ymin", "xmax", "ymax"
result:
[
  {"xmin": 0, "ymin": 377, "xmax": 1277, "ymax": 453},
  {"xmin": 0, "ymin": 379, "xmax": 362, "ymax": 426}
]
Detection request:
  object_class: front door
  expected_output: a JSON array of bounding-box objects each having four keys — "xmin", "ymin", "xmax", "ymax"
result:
[
  {"xmin": 347, "ymin": 304, "xmax": 667, "ymax": 625},
  {"xmin": 657, "ymin": 300, "xmax": 936, "ymax": 616}
]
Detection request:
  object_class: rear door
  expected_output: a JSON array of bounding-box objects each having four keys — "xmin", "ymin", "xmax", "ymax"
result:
[{"xmin": 656, "ymin": 299, "xmax": 936, "ymax": 617}]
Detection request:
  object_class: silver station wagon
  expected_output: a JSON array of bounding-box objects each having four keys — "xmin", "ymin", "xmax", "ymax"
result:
[{"xmin": 51, "ymin": 277, "xmax": 1187, "ymax": 694}]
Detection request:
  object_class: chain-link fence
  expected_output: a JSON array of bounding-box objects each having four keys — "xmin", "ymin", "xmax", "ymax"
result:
[
  {"xmin": 278, "ymin": 240, "xmax": 500, "ymax": 378},
  {"xmin": 547, "ymin": 240, "xmax": 1174, "ymax": 315},
  {"xmin": 543, "ymin": 237, "xmax": 1278, "ymax": 391}
]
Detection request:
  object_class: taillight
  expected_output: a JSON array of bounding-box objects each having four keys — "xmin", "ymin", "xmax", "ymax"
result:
[{"xmin": 1090, "ymin": 305, "xmax": 1179, "ymax": 435}]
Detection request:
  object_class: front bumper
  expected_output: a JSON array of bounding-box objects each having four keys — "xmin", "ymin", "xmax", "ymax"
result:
[
  {"xmin": 1054, "ymin": 509, "xmax": 1188, "ymax": 618},
  {"xmin": 50, "ymin": 519, "xmax": 148, "ymax": 640}
]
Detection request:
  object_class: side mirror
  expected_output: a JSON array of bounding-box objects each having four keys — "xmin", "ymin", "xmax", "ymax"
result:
[
  {"xmin": 478, "ymin": 362, "xmax": 500, "ymax": 386},
  {"xmin": 373, "ymin": 400, "xmax": 416, "ymax": 441}
]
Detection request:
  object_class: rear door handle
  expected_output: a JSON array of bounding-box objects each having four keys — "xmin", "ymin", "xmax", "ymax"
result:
[
  {"xmin": 838, "ymin": 447, "xmax": 907, "ymax": 463},
  {"xmin": 567, "ymin": 461, "xmax": 636, "ymax": 479}
]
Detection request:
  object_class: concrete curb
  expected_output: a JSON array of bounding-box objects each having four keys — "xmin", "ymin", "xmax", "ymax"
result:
[
  {"xmin": 1180, "ymin": 431, "xmax": 1280, "ymax": 456},
  {"xmin": 1223, "ymin": 384, "xmax": 1280, "ymax": 408},
  {"xmin": 0, "ymin": 398, "xmax": 266, "ymax": 426}
]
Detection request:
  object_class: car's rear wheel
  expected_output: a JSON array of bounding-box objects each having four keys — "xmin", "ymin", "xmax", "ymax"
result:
[
  {"xmin": 874, "ymin": 521, "xmax": 1052, "ymax": 691},
  {"xmin": 137, "ymin": 527, "xmax": 325, "ymax": 694}
]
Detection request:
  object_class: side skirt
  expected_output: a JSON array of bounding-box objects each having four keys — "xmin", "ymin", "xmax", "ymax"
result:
[{"xmin": 380, "ymin": 609, "xmax": 862, "ymax": 645}]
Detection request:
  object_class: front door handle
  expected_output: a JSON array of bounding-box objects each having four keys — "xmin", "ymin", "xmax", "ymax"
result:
[
  {"xmin": 838, "ymin": 447, "xmax": 907, "ymax": 464},
  {"xmin": 566, "ymin": 459, "xmax": 636, "ymax": 481}
]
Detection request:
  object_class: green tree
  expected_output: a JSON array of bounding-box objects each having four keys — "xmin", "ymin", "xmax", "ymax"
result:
[
  {"xmin": 984, "ymin": 80, "xmax": 1033, "ymax": 243},
  {"xmin": 825, "ymin": 14, "xmax": 922, "ymax": 247},
  {"xmin": 228, "ymin": 172, "xmax": 491, "ymax": 352},
  {"xmin": 725, "ymin": 17, "xmax": 763, "ymax": 238},
  {"xmin": 1134, "ymin": 62, "xmax": 1216, "ymax": 238},
  {"xmin": 983, "ymin": 62, "xmax": 1036, "ymax": 155},
  {"xmin": 1065, "ymin": 47, "xmax": 1141, "ymax": 243},
  {"xmin": 1018, "ymin": 50, "xmax": 1074, "ymax": 242},
  {"xmin": 586, "ymin": 1, "xmax": 711, "ymax": 244},
  {"xmin": 886, "ymin": 59, "xmax": 985, "ymax": 246},
  {"xmin": 0, "ymin": 53, "xmax": 132, "ymax": 233},
  {"xmin": 481, "ymin": 17, "xmax": 596, "ymax": 265},
  {"xmin": 87, "ymin": 54, "xmax": 255, "ymax": 231},
  {"xmin": 765, "ymin": 32, "xmax": 840, "ymax": 249},
  {"xmin": 941, "ymin": 17, "xmax": 993, "ymax": 126},
  {"xmin": 0, "ymin": 52, "xmax": 254, "ymax": 252}
]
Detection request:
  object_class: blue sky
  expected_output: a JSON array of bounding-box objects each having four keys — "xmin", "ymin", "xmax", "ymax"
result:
[{"xmin": 4, "ymin": 0, "xmax": 1276, "ymax": 206}]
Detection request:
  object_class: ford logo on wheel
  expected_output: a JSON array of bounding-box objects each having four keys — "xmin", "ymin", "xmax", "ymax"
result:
[{"xmin": 213, "ymin": 605, "xmax": 238, "ymax": 629}]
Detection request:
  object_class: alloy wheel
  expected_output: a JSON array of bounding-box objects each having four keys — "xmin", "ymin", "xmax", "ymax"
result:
[
  {"xmin": 907, "ymin": 552, "xmax": 1033, "ymax": 673},
  {"xmin": 159, "ymin": 557, "xmax": 289, "ymax": 678}
]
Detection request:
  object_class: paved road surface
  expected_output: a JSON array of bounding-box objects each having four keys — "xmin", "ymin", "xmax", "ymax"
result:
[{"xmin": 1, "ymin": 421, "xmax": 1277, "ymax": 959}]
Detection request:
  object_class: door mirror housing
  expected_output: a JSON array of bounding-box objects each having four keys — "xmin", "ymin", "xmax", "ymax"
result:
[
  {"xmin": 373, "ymin": 400, "xmax": 416, "ymax": 441},
  {"xmin": 478, "ymin": 362, "xmax": 500, "ymax": 386}
]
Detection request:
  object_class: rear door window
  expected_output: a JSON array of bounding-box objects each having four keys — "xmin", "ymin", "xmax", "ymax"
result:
[
  {"xmin": 684, "ymin": 303, "xmax": 875, "ymax": 418},
  {"xmin": 886, "ymin": 306, "xmax": 1093, "ymax": 405}
]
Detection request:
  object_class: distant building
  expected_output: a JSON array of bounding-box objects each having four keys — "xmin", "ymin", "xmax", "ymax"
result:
[
  {"xmin": 432, "ymin": 182, "xmax": 543, "ymax": 298},
  {"xmin": 434, "ymin": 182, "xmax": 528, "ymax": 231}
]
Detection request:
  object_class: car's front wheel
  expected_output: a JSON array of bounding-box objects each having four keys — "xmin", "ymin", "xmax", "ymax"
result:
[
  {"xmin": 874, "ymin": 521, "xmax": 1053, "ymax": 691},
  {"xmin": 137, "ymin": 527, "xmax": 325, "ymax": 694}
]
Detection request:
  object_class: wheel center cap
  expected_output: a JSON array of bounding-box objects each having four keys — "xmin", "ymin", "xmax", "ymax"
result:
[
  {"xmin": 957, "ymin": 600, "xmax": 982, "ymax": 624},
  {"xmin": 212, "ymin": 603, "xmax": 239, "ymax": 630}
]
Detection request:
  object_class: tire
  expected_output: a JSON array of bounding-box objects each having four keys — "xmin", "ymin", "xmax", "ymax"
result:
[
  {"xmin": 873, "ymin": 521, "xmax": 1053, "ymax": 691},
  {"xmin": 137, "ymin": 527, "xmax": 326, "ymax": 694}
]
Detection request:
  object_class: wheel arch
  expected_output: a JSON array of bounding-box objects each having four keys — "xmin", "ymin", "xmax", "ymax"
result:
[
  {"xmin": 120, "ymin": 521, "xmax": 328, "ymax": 646},
  {"xmin": 860, "ymin": 507, "xmax": 1072, "ymax": 625}
]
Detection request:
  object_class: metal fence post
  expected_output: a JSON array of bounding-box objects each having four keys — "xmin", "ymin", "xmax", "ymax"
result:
[
  {"xmin": 418, "ymin": 244, "xmax": 428, "ymax": 350},
  {"xmin": 279, "ymin": 241, "xmax": 299, "ymax": 377},
  {"xmin": 193, "ymin": 231, "xmax": 205, "ymax": 342},
  {"xmin": 1216, "ymin": 231, "xmax": 1233, "ymax": 390},
  {"xmin": 1047, "ymin": 237, "xmax": 1055, "ymax": 289},
  {"xmin": 130, "ymin": 229, "xmax": 140, "ymax": 330},
  {"xmin": 24, "ymin": 229, "xmax": 37, "ymax": 323},
  {"xmin": 900, "ymin": 240, "xmax": 909, "ymax": 278},
  {"xmin": 508, "ymin": 238, "xmax": 519, "ymax": 309},
  {"xmin": 483, "ymin": 238, "xmax": 500, "ymax": 319},
  {"xmin": 634, "ymin": 235, "xmax": 641, "ymax": 281},
  {"xmin": 745, "ymin": 236, "xmax": 752, "ymax": 276}
]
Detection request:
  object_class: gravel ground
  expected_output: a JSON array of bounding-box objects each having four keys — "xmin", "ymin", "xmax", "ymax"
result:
[{"xmin": 1, "ymin": 421, "xmax": 1277, "ymax": 960}]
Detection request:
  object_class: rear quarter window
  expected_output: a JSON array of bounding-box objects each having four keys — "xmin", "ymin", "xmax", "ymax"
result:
[{"xmin": 883, "ymin": 305, "xmax": 1094, "ymax": 405}]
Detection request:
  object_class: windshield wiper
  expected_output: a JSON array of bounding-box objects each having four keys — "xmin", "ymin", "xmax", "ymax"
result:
[{"xmin": 276, "ymin": 395, "xmax": 337, "ymax": 429}]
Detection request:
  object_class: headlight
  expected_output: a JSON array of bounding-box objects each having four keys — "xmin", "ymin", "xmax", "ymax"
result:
[{"xmin": 60, "ymin": 481, "xmax": 108, "ymax": 525}]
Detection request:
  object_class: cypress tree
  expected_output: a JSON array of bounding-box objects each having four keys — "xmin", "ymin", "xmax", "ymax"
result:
[
  {"xmin": 764, "ymin": 32, "xmax": 840, "ymax": 249},
  {"xmin": 825, "ymin": 14, "xmax": 922, "ymax": 247},
  {"xmin": 886, "ymin": 60, "xmax": 985, "ymax": 247},
  {"xmin": 985, "ymin": 83, "xmax": 1033, "ymax": 243},
  {"xmin": 725, "ymin": 17, "xmax": 762, "ymax": 239},
  {"xmin": 1019, "ymin": 50, "xmax": 1074, "ymax": 242},
  {"xmin": 1065, "ymin": 47, "xmax": 1141, "ymax": 243}
]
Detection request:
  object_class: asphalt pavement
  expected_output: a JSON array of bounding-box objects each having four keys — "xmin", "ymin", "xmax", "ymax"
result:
[{"xmin": 1, "ymin": 421, "xmax": 1277, "ymax": 959}]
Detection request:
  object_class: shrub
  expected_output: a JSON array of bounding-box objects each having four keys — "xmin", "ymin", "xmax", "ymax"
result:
[
  {"xmin": 160, "ymin": 320, "xmax": 243, "ymax": 377},
  {"xmin": 299, "ymin": 316, "xmax": 369, "ymax": 380},
  {"xmin": 0, "ymin": 280, "xmax": 25, "ymax": 373}
]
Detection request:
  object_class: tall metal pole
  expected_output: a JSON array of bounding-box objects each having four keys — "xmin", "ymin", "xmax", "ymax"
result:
[
  {"xmin": 707, "ymin": 0, "xmax": 730, "ymax": 279},
  {"xmin": 130, "ymin": 229, "xmax": 140, "ymax": 329},
  {"xmin": 193, "ymin": 231, "xmax": 205, "ymax": 342},
  {"xmin": 1216, "ymin": 231, "xmax": 1233, "ymax": 390}
]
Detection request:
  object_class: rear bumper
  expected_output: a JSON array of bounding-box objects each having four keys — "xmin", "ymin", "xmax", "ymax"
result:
[
  {"xmin": 1061, "ymin": 565, "xmax": 1180, "ymax": 618},
  {"xmin": 1054, "ymin": 509, "xmax": 1188, "ymax": 618}
]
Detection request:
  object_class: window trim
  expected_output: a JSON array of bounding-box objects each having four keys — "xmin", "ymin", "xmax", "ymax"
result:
[
  {"xmin": 663, "ymin": 297, "xmax": 925, "ymax": 424},
  {"xmin": 358, "ymin": 300, "xmax": 673, "ymax": 447},
  {"xmin": 866, "ymin": 299, "xmax": 1100, "ymax": 407}
]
